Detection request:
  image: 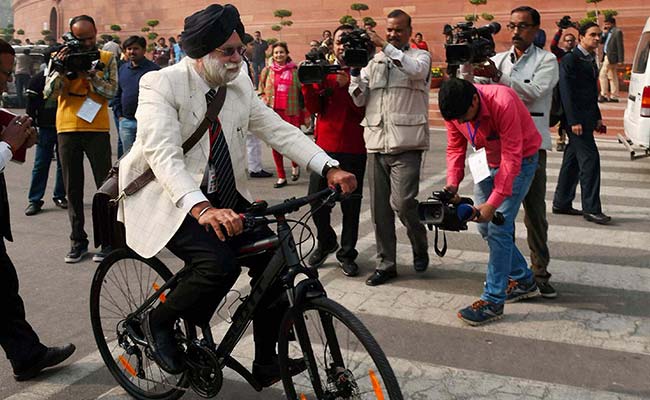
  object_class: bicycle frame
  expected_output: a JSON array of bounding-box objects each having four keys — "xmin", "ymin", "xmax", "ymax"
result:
[{"xmin": 122, "ymin": 213, "xmax": 327, "ymax": 392}]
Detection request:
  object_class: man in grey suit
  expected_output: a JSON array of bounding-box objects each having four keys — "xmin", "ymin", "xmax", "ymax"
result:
[
  {"xmin": 598, "ymin": 16, "xmax": 624, "ymax": 102},
  {"xmin": 117, "ymin": 4, "xmax": 356, "ymax": 385}
]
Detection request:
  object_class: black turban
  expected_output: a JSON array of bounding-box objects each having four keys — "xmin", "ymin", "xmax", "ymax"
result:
[{"xmin": 182, "ymin": 4, "xmax": 245, "ymax": 59}]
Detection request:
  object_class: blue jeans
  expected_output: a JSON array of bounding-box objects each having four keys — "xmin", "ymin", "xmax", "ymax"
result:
[
  {"xmin": 474, "ymin": 153, "xmax": 538, "ymax": 305},
  {"xmin": 118, "ymin": 118, "xmax": 137, "ymax": 155},
  {"xmin": 28, "ymin": 127, "xmax": 65, "ymax": 203}
]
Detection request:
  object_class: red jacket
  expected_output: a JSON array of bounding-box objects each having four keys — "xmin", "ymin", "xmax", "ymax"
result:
[{"xmin": 301, "ymin": 71, "xmax": 366, "ymax": 154}]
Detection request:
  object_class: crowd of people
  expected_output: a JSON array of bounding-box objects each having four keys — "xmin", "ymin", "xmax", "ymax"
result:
[{"xmin": 0, "ymin": 2, "xmax": 624, "ymax": 381}]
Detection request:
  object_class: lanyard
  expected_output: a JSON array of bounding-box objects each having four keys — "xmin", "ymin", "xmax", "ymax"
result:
[{"xmin": 466, "ymin": 120, "xmax": 480, "ymax": 150}]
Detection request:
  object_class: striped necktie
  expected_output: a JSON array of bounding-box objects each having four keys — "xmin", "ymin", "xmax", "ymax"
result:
[{"xmin": 205, "ymin": 89, "xmax": 239, "ymax": 210}]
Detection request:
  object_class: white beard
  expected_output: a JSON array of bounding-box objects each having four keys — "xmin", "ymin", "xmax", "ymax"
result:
[{"xmin": 199, "ymin": 54, "xmax": 240, "ymax": 88}]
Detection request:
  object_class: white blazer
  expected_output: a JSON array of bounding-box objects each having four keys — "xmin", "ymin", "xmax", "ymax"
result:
[{"xmin": 117, "ymin": 58, "xmax": 327, "ymax": 258}]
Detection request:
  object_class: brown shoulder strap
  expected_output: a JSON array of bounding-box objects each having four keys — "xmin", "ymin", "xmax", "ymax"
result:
[{"xmin": 123, "ymin": 86, "xmax": 228, "ymax": 196}]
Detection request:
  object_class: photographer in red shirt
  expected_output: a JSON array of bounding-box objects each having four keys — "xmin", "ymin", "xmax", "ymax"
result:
[{"xmin": 301, "ymin": 24, "xmax": 366, "ymax": 277}]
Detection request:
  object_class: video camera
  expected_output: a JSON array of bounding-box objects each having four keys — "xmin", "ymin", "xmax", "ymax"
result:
[
  {"xmin": 418, "ymin": 189, "xmax": 505, "ymax": 257},
  {"xmin": 557, "ymin": 15, "xmax": 579, "ymax": 30},
  {"xmin": 298, "ymin": 28, "xmax": 374, "ymax": 84},
  {"xmin": 417, "ymin": 189, "xmax": 476, "ymax": 232},
  {"xmin": 51, "ymin": 32, "xmax": 102, "ymax": 80},
  {"xmin": 443, "ymin": 21, "xmax": 501, "ymax": 66}
]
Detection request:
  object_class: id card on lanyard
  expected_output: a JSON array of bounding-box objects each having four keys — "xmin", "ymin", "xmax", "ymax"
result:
[{"xmin": 466, "ymin": 121, "xmax": 490, "ymax": 184}]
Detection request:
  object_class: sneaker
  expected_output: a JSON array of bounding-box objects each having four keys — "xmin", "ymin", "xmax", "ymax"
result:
[
  {"xmin": 505, "ymin": 278, "xmax": 540, "ymax": 303},
  {"xmin": 457, "ymin": 300, "xmax": 504, "ymax": 326},
  {"xmin": 25, "ymin": 201, "xmax": 43, "ymax": 216},
  {"xmin": 92, "ymin": 245, "xmax": 112, "ymax": 263},
  {"xmin": 64, "ymin": 244, "xmax": 88, "ymax": 263},
  {"xmin": 307, "ymin": 243, "xmax": 339, "ymax": 268},
  {"xmin": 339, "ymin": 260, "xmax": 359, "ymax": 277},
  {"xmin": 537, "ymin": 281, "xmax": 558, "ymax": 299}
]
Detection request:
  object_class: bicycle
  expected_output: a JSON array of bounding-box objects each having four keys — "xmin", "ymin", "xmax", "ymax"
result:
[{"xmin": 90, "ymin": 187, "xmax": 403, "ymax": 399}]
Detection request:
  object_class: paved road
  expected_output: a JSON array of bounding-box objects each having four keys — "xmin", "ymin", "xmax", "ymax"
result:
[{"xmin": 1, "ymin": 125, "xmax": 649, "ymax": 399}]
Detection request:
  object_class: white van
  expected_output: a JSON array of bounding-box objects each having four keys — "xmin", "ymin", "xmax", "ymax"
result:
[{"xmin": 622, "ymin": 17, "xmax": 650, "ymax": 158}]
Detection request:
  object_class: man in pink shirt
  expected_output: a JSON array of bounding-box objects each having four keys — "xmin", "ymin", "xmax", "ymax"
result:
[{"xmin": 439, "ymin": 78, "xmax": 541, "ymax": 326}]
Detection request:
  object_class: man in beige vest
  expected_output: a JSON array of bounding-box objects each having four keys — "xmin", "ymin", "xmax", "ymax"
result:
[{"xmin": 349, "ymin": 9, "xmax": 431, "ymax": 286}]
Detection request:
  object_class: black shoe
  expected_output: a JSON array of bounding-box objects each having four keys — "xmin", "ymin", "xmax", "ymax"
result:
[
  {"xmin": 25, "ymin": 201, "xmax": 43, "ymax": 216},
  {"xmin": 250, "ymin": 169, "xmax": 273, "ymax": 178},
  {"xmin": 583, "ymin": 212, "xmax": 611, "ymax": 224},
  {"xmin": 537, "ymin": 281, "xmax": 558, "ymax": 299},
  {"xmin": 252, "ymin": 357, "xmax": 306, "ymax": 387},
  {"xmin": 307, "ymin": 243, "xmax": 339, "ymax": 268},
  {"xmin": 140, "ymin": 310, "xmax": 186, "ymax": 374},
  {"xmin": 552, "ymin": 206, "xmax": 583, "ymax": 216},
  {"xmin": 365, "ymin": 270, "xmax": 397, "ymax": 286},
  {"xmin": 608, "ymin": 97, "xmax": 619, "ymax": 103},
  {"xmin": 13, "ymin": 344, "xmax": 76, "ymax": 381},
  {"xmin": 339, "ymin": 260, "xmax": 359, "ymax": 277},
  {"xmin": 274, "ymin": 179, "xmax": 287, "ymax": 188},
  {"xmin": 556, "ymin": 143, "xmax": 565, "ymax": 152},
  {"xmin": 414, "ymin": 254, "xmax": 429, "ymax": 272},
  {"xmin": 53, "ymin": 198, "xmax": 68, "ymax": 209},
  {"xmin": 598, "ymin": 95, "xmax": 609, "ymax": 103},
  {"xmin": 64, "ymin": 244, "xmax": 88, "ymax": 263},
  {"xmin": 291, "ymin": 167, "xmax": 300, "ymax": 181},
  {"xmin": 92, "ymin": 245, "xmax": 112, "ymax": 263}
]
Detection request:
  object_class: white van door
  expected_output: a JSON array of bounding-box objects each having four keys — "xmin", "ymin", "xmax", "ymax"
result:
[{"xmin": 624, "ymin": 24, "xmax": 650, "ymax": 147}]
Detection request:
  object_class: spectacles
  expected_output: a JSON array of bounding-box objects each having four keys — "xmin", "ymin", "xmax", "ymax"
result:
[
  {"xmin": 214, "ymin": 46, "xmax": 246, "ymax": 57},
  {"xmin": 506, "ymin": 23, "xmax": 535, "ymax": 31}
]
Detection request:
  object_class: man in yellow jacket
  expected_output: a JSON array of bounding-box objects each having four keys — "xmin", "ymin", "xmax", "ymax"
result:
[{"xmin": 45, "ymin": 15, "xmax": 117, "ymax": 264}]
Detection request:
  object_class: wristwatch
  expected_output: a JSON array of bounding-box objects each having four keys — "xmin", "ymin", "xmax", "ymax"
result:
[{"xmin": 322, "ymin": 159, "xmax": 340, "ymax": 177}]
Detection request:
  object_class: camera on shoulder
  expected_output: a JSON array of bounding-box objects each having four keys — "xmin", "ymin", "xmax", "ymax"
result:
[
  {"xmin": 51, "ymin": 32, "xmax": 102, "ymax": 80},
  {"xmin": 443, "ymin": 22, "xmax": 501, "ymax": 68},
  {"xmin": 557, "ymin": 16, "xmax": 579, "ymax": 30},
  {"xmin": 298, "ymin": 28, "xmax": 375, "ymax": 84}
]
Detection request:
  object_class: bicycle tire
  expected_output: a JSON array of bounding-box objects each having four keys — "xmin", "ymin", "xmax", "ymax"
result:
[
  {"xmin": 277, "ymin": 296, "xmax": 403, "ymax": 399},
  {"xmin": 90, "ymin": 248, "xmax": 193, "ymax": 400}
]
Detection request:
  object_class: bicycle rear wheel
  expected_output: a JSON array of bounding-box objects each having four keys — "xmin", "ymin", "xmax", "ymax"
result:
[
  {"xmin": 90, "ymin": 248, "xmax": 193, "ymax": 400},
  {"xmin": 278, "ymin": 297, "xmax": 403, "ymax": 400}
]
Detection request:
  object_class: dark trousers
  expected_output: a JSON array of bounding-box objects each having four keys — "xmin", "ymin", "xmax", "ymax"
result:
[
  {"xmin": 0, "ymin": 239, "xmax": 47, "ymax": 371},
  {"xmin": 28, "ymin": 127, "xmax": 65, "ymax": 204},
  {"xmin": 58, "ymin": 132, "xmax": 112, "ymax": 247},
  {"xmin": 163, "ymin": 216, "xmax": 285, "ymax": 361},
  {"xmin": 523, "ymin": 149, "xmax": 551, "ymax": 282},
  {"xmin": 14, "ymin": 73, "xmax": 30, "ymax": 108},
  {"xmin": 308, "ymin": 152, "xmax": 366, "ymax": 262},
  {"xmin": 553, "ymin": 129, "xmax": 602, "ymax": 214}
]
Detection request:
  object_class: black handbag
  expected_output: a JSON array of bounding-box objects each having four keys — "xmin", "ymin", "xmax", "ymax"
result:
[{"xmin": 91, "ymin": 87, "xmax": 227, "ymax": 249}]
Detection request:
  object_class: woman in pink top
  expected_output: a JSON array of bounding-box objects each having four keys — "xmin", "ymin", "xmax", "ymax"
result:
[{"xmin": 259, "ymin": 42, "xmax": 303, "ymax": 188}]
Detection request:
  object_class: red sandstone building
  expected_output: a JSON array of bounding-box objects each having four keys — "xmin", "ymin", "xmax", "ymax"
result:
[{"xmin": 12, "ymin": 0, "xmax": 650, "ymax": 63}]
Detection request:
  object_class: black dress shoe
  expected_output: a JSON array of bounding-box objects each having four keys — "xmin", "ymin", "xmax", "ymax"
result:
[
  {"xmin": 552, "ymin": 206, "xmax": 583, "ymax": 216},
  {"xmin": 414, "ymin": 254, "xmax": 429, "ymax": 272},
  {"xmin": 307, "ymin": 243, "xmax": 339, "ymax": 268},
  {"xmin": 25, "ymin": 201, "xmax": 43, "ymax": 216},
  {"xmin": 339, "ymin": 260, "xmax": 359, "ymax": 277},
  {"xmin": 366, "ymin": 270, "xmax": 397, "ymax": 286},
  {"xmin": 140, "ymin": 310, "xmax": 186, "ymax": 374},
  {"xmin": 291, "ymin": 167, "xmax": 300, "ymax": 181},
  {"xmin": 250, "ymin": 169, "xmax": 273, "ymax": 178},
  {"xmin": 53, "ymin": 198, "xmax": 68, "ymax": 209},
  {"xmin": 583, "ymin": 212, "xmax": 611, "ymax": 224},
  {"xmin": 13, "ymin": 344, "xmax": 76, "ymax": 381},
  {"xmin": 253, "ymin": 357, "xmax": 306, "ymax": 387},
  {"xmin": 274, "ymin": 179, "xmax": 287, "ymax": 188}
]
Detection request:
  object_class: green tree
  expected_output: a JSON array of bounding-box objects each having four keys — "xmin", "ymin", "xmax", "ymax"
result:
[
  {"xmin": 362, "ymin": 16, "xmax": 376, "ymax": 28},
  {"xmin": 16, "ymin": 28, "xmax": 24, "ymax": 35},
  {"xmin": 272, "ymin": 9, "xmax": 293, "ymax": 39},
  {"xmin": 350, "ymin": 3, "xmax": 369, "ymax": 18},
  {"xmin": 586, "ymin": 0, "xmax": 604, "ymax": 24},
  {"xmin": 469, "ymin": 0, "xmax": 487, "ymax": 22},
  {"xmin": 481, "ymin": 12, "xmax": 495, "ymax": 21},
  {"xmin": 339, "ymin": 15, "xmax": 357, "ymax": 26},
  {"xmin": 110, "ymin": 24, "xmax": 121, "ymax": 32}
]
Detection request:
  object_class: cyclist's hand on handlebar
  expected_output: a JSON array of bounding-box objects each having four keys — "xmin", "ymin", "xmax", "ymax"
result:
[
  {"xmin": 327, "ymin": 169, "xmax": 357, "ymax": 194},
  {"xmin": 474, "ymin": 203, "xmax": 496, "ymax": 223},
  {"xmin": 198, "ymin": 208, "xmax": 244, "ymax": 241}
]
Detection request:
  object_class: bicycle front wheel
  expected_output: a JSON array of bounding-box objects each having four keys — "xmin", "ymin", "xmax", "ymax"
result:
[
  {"xmin": 278, "ymin": 297, "xmax": 402, "ymax": 400},
  {"xmin": 89, "ymin": 248, "xmax": 192, "ymax": 400}
]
